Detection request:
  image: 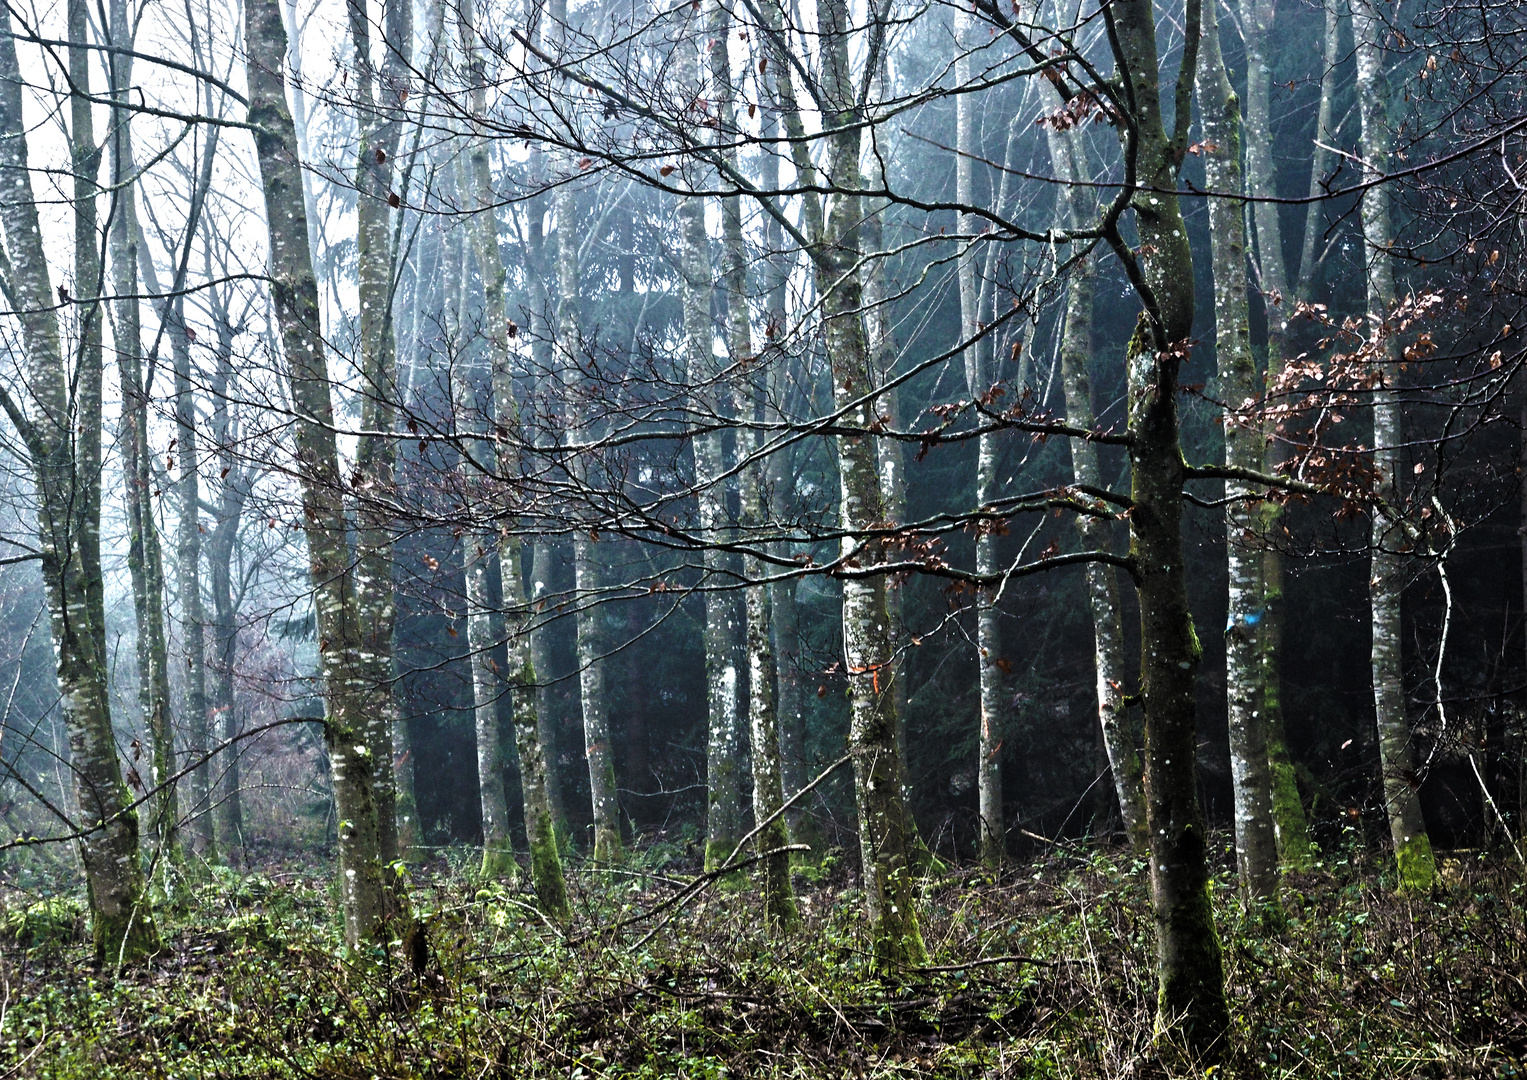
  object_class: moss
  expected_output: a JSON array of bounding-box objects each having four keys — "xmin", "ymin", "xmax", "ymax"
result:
[
  {"xmin": 871, "ymin": 865, "xmax": 928, "ymax": 971},
  {"xmin": 909, "ymin": 834, "xmax": 949, "ymax": 878},
  {"xmin": 592, "ymin": 825, "xmax": 624, "ymax": 868},
  {"xmin": 703, "ymin": 838, "xmax": 737, "ymax": 875},
  {"xmin": 528, "ymin": 812, "xmax": 571, "ymax": 924},
  {"xmin": 1395, "ymin": 833, "xmax": 1437, "ymax": 894},
  {"xmin": 91, "ymin": 904, "xmax": 159, "ymax": 966},
  {"xmin": 480, "ymin": 840, "xmax": 517, "ymax": 882},
  {"xmin": 1268, "ymin": 750, "xmax": 1316, "ymax": 871}
]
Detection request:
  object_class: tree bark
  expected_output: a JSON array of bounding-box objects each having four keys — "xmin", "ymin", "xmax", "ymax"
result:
[
  {"xmin": 105, "ymin": 0, "xmax": 181, "ymax": 876},
  {"xmin": 755, "ymin": 83, "xmax": 821, "ymax": 861},
  {"xmin": 816, "ymin": 0, "xmax": 925, "ymax": 968},
  {"xmin": 1353, "ymin": 0, "xmax": 1436, "ymax": 894},
  {"xmin": 860, "ymin": 56, "xmax": 937, "ymax": 874},
  {"xmin": 460, "ymin": 0, "xmax": 569, "ymax": 908},
  {"xmin": 1046, "ymin": 124, "xmax": 1148, "ymax": 852},
  {"xmin": 677, "ymin": 21, "xmax": 744, "ymax": 871},
  {"xmin": 1242, "ymin": 0, "xmax": 1319, "ymax": 871},
  {"xmin": 954, "ymin": 12, "xmax": 1005, "ymax": 866},
  {"xmin": 711, "ymin": 0, "xmax": 798, "ymax": 927},
  {"xmin": 1111, "ymin": 0, "xmax": 1230, "ymax": 1052},
  {"xmin": 347, "ymin": 0, "xmax": 406, "ymax": 871},
  {"xmin": 245, "ymin": 0, "xmax": 399, "ymax": 946},
  {"xmin": 0, "ymin": 2, "xmax": 157, "ymax": 961},
  {"xmin": 173, "ymin": 300, "xmax": 212, "ymax": 858},
  {"xmin": 1197, "ymin": 0, "xmax": 1280, "ymax": 914},
  {"xmin": 207, "ymin": 312, "xmax": 248, "ymax": 861}
]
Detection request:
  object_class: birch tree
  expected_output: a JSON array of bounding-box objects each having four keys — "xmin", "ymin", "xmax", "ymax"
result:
[
  {"xmin": 1240, "ymin": 0, "xmax": 1331, "ymax": 870},
  {"xmin": 1352, "ymin": 0, "xmax": 1436, "ymax": 894},
  {"xmin": 815, "ymin": 0, "xmax": 927, "ymax": 967},
  {"xmin": 1043, "ymin": 121, "xmax": 1148, "ymax": 852},
  {"xmin": 1196, "ymin": 0, "xmax": 1280, "ymax": 913},
  {"xmin": 955, "ymin": 9, "xmax": 1006, "ymax": 867},
  {"xmin": 675, "ymin": 16, "xmax": 744, "ymax": 872}
]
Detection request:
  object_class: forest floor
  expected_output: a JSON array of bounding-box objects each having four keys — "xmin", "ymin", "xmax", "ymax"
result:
[{"xmin": 1, "ymin": 837, "xmax": 1524, "ymax": 1079}]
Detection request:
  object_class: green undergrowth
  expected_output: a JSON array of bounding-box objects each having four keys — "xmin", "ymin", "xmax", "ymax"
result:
[{"xmin": 1, "ymin": 844, "xmax": 1524, "ymax": 1078}]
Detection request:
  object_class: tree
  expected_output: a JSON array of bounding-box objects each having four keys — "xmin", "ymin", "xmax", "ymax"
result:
[
  {"xmin": 244, "ymin": 0, "xmax": 400, "ymax": 947},
  {"xmin": 1197, "ymin": 0, "xmax": 1280, "ymax": 915},
  {"xmin": 1353, "ymin": 0, "xmax": 1437, "ymax": 894},
  {"xmin": 0, "ymin": 1, "xmax": 157, "ymax": 961}
]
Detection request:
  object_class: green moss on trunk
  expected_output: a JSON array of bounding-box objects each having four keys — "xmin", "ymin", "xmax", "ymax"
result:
[{"xmin": 1396, "ymin": 834, "xmax": 1437, "ymax": 894}]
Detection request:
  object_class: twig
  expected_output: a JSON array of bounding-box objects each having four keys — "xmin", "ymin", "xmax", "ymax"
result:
[{"xmin": 914, "ymin": 953, "xmax": 1066, "ymax": 972}]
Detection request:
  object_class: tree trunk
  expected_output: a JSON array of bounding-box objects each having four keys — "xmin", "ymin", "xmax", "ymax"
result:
[
  {"xmin": 348, "ymin": 0, "xmax": 406, "ymax": 870},
  {"xmin": 173, "ymin": 298, "xmax": 213, "ymax": 858},
  {"xmin": 954, "ymin": 14, "xmax": 1005, "ymax": 866},
  {"xmin": 816, "ymin": 0, "xmax": 925, "ymax": 968},
  {"xmin": 858, "ymin": 60, "xmax": 936, "ymax": 875},
  {"xmin": 460, "ymin": 0, "xmax": 568, "ymax": 906},
  {"xmin": 677, "ymin": 22, "xmax": 744, "ymax": 871},
  {"xmin": 0, "ymin": 2, "xmax": 157, "ymax": 961},
  {"xmin": 755, "ymin": 85, "xmax": 821, "ymax": 860},
  {"xmin": 105, "ymin": 0, "xmax": 181, "ymax": 876},
  {"xmin": 530, "ymin": 539, "xmax": 569, "ymax": 835},
  {"xmin": 1197, "ymin": 0, "xmax": 1280, "ymax": 914},
  {"xmin": 451, "ymin": 196, "xmax": 514, "ymax": 877},
  {"xmin": 710, "ymin": 0, "xmax": 798, "ymax": 926},
  {"xmin": 542, "ymin": 0, "xmax": 620, "ymax": 865},
  {"xmin": 503, "ymin": 536, "xmax": 571, "ymax": 919},
  {"xmin": 245, "ymin": 0, "xmax": 398, "ymax": 946},
  {"xmin": 1046, "ymin": 123, "xmax": 1148, "ymax": 852},
  {"xmin": 1110, "ymin": 0, "xmax": 1230, "ymax": 1053},
  {"xmin": 207, "ymin": 314, "xmax": 247, "ymax": 861},
  {"xmin": 1353, "ymin": 0, "xmax": 1436, "ymax": 893},
  {"xmin": 1242, "ymin": 0, "xmax": 1319, "ymax": 870}
]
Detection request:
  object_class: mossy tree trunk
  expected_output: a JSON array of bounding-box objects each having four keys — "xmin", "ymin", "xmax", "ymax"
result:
[
  {"xmin": 0, "ymin": 2, "xmax": 157, "ymax": 962},
  {"xmin": 245, "ymin": 0, "xmax": 400, "ymax": 947},
  {"xmin": 816, "ymin": 0, "xmax": 926, "ymax": 969},
  {"xmin": 459, "ymin": 0, "xmax": 569, "ymax": 908},
  {"xmin": 207, "ymin": 311, "xmax": 248, "ymax": 861},
  {"xmin": 676, "ymin": 18, "xmax": 744, "ymax": 871},
  {"xmin": 346, "ymin": 0, "xmax": 407, "ymax": 871},
  {"xmin": 711, "ymin": 0, "xmax": 799, "ymax": 927},
  {"xmin": 173, "ymin": 296, "xmax": 213, "ymax": 859},
  {"xmin": 1242, "ymin": 0, "xmax": 1320, "ymax": 870},
  {"xmin": 1109, "ymin": 0, "xmax": 1230, "ymax": 1054}
]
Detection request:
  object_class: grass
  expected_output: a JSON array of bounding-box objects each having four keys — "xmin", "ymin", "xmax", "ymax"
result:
[{"xmin": 0, "ymin": 837, "xmax": 1523, "ymax": 1078}]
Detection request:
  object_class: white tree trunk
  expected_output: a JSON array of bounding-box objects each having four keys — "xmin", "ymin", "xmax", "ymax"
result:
[
  {"xmin": 1354, "ymin": 0, "xmax": 1436, "ymax": 892},
  {"xmin": 1198, "ymin": 0, "xmax": 1280, "ymax": 910}
]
